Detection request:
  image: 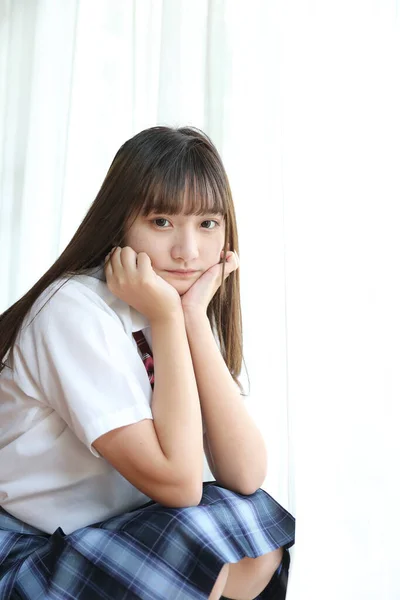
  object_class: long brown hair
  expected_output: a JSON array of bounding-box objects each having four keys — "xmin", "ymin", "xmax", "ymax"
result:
[{"xmin": 0, "ymin": 126, "xmax": 248, "ymax": 394}]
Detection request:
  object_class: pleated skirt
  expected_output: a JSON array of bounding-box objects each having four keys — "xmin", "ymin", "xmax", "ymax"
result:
[{"xmin": 0, "ymin": 482, "xmax": 295, "ymax": 600}]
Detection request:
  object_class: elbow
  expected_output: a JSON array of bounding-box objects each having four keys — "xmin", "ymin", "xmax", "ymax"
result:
[
  {"xmin": 238, "ymin": 483, "xmax": 261, "ymax": 496},
  {"xmin": 236, "ymin": 469, "xmax": 267, "ymax": 496},
  {"xmin": 168, "ymin": 476, "xmax": 203, "ymax": 508},
  {"xmin": 184, "ymin": 479, "xmax": 203, "ymax": 506},
  {"xmin": 240, "ymin": 449, "xmax": 268, "ymax": 495},
  {"xmin": 214, "ymin": 475, "xmax": 262, "ymax": 497},
  {"xmin": 181, "ymin": 465, "xmax": 204, "ymax": 506},
  {"xmin": 157, "ymin": 486, "xmax": 201, "ymax": 508},
  {"xmin": 175, "ymin": 494, "xmax": 202, "ymax": 508}
]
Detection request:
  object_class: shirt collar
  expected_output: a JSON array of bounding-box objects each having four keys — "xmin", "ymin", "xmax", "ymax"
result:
[{"xmin": 82, "ymin": 262, "xmax": 150, "ymax": 332}]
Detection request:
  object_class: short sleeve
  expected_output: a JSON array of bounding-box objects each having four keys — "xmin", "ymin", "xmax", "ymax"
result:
[{"xmin": 16, "ymin": 282, "xmax": 153, "ymax": 457}]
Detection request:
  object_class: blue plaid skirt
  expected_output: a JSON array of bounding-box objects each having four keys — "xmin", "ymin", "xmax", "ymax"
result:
[{"xmin": 0, "ymin": 482, "xmax": 295, "ymax": 600}]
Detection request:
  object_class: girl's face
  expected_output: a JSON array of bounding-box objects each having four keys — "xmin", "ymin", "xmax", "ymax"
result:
[{"xmin": 124, "ymin": 208, "xmax": 226, "ymax": 296}]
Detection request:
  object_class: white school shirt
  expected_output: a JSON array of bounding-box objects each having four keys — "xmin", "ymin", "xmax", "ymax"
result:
[{"xmin": 0, "ymin": 264, "xmax": 208, "ymax": 534}]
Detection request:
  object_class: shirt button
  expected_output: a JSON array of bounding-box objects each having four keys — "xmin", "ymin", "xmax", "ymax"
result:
[{"xmin": 0, "ymin": 492, "xmax": 8, "ymax": 501}]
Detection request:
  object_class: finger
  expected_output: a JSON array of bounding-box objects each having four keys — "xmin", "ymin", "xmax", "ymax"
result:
[
  {"xmin": 222, "ymin": 251, "xmax": 239, "ymax": 278},
  {"xmin": 119, "ymin": 246, "xmax": 138, "ymax": 275},
  {"xmin": 224, "ymin": 250, "xmax": 238, "ymax": 264},
  {"xmin": 136, "ymin": 252, "xmax": 152, "ymax": 275},
  {"xmin": 110, "ymin": 247, "xmax": 123, "ymax": 276},
  {"xmin": 220, "ymin": 248, "xmax": 237, "ymax": 260}
]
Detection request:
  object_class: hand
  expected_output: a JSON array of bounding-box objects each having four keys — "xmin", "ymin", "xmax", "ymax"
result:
[
  {"xmin": 105, "ymin": 247, "xmax": 182, "ymax": 323},
  {"xmin": 180, "ymin": 250, "xmax": 240, "ymax": 314}
]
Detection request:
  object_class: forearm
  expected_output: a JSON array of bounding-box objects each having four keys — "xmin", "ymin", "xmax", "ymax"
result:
[
  {"xmin": 183, "ymin": 309, "xmax": 267, "ymax": 495},
  {"xmin": 151, "ymin": 312, "xmax": 204, "ymax": 492}
]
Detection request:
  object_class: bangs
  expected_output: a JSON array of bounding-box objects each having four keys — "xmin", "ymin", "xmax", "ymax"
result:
[{"xmin": 139, "ymin": 147, "xmax": 227, "ymax": 217}]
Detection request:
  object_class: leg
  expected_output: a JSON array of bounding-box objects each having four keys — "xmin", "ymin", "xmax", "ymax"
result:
[
  {"xmin": 209, "ymin": 563, "xmax": 230, "ymax": 600},
  {"xmin": 209, "ymin": 547, "xmax": 284, "ymax": 600}
]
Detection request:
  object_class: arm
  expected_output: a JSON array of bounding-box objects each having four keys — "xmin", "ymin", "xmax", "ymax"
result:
[
  {"xmin": 150, "ymin": 312, "xmax": 204, "ymax": 495},
  {"xmin": 94, "ymin": 312, "xmax": 205, "ymax": 506},
  {"xmin": 95, "ymin": 247, "xmax": 205, "ymax": 505},
  {"xmin": 183, "ymin": 308, "xmax": 268, "ymax": 495}
]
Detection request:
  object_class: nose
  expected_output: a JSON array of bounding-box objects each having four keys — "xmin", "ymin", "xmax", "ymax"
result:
[{"xmin": 171, "ymin": 230, "xmax": 200, "ymax": 262}]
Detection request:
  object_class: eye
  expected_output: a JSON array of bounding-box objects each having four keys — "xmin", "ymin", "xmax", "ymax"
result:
[
  {"xmin": 152, "ymin": 218, "xmax": 171, "ymax": 228},
  {"xmin": 201, "ymin": 220, "xmax": 219, "ymax": 230}
]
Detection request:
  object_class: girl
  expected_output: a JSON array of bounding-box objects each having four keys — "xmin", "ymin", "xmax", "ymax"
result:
[{"xmin": 0, "ymin": 126, "xmax": 295, "ymax": 600}]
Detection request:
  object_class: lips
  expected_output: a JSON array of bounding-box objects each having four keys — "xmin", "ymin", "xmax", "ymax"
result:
[
  {"xmin": 166, "ymin": 270, "xmax": 197, "ymax": 273},
  {"xmin": 165, "ymin": 270, "xmax": 198, "ymax": 277}
]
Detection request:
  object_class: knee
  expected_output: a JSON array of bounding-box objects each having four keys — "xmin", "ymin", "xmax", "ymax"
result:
[
  {"xmin": 221, "ymin": 547, "xmax": 285, "ymax": 600},
  {"xmin": 238, "ymin": 546, "xmax": 284, "ymax": 573},
  {"xmin": 208, "ymin": 562, "xmax": 230, "ymax": 600}
]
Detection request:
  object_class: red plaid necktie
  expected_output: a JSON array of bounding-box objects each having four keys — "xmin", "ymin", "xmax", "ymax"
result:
[{"xmin": 132, "ymin": 331, "xmax": 154, "ymax": 390}]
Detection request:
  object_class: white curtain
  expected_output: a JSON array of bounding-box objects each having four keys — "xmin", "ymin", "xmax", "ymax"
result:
[{"xmin": 1, "ymin": 1, "xmax": 399, "ymax": 598}]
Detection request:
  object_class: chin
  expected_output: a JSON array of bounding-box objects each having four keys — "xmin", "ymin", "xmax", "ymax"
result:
[{"xmin": 173, "ymin": 282, "xmax": 192, "ymax": 296}]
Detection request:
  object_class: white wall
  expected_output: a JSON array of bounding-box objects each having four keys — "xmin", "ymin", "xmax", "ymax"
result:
[{"xmin": 281, "ymin": 2, "xmax": 400, "ymax": 598}]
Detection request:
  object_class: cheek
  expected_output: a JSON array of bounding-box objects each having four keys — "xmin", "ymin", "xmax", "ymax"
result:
[
  {"xmin": 125, "ymin": 228, "xmax": 158, "ymax": 256},
  {"xmin": 134, "ymin": 239, "xmax": 169, "ymax": 271},
  {"xmin": 205, "ymin": 239, "xmax": 224, "ymax": 262}
]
